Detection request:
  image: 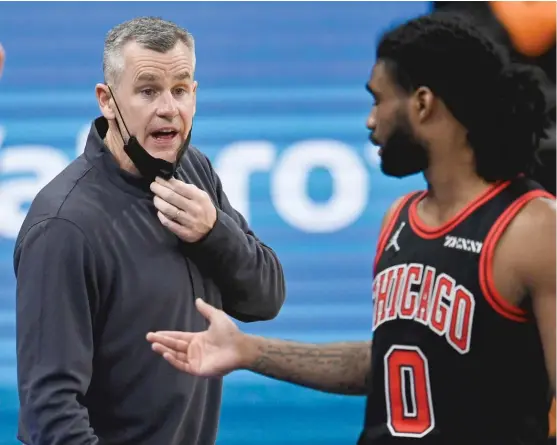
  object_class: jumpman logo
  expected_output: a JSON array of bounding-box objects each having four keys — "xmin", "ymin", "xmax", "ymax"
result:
[{"xmin": 386, "ymin": 222, "xmax": 406, "ymax": 252}]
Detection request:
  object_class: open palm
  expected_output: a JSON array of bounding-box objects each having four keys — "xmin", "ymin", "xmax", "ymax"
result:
[{"xmin": 146, "ymin": 299, "xmax": 244, "ymax": 377}]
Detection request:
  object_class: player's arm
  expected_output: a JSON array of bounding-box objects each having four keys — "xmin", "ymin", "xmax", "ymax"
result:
[
  {"xmin": 14, "ymin": 218, "xmax": 100, "ymax": 444},
  {"xmin": 148, "ymin": 196, "xmax": 411, "ymax": 395},
  {"xmin": 242, "ymin": 336, "xmax": 372, "ymax": 395},
  {"xmin": 229, "ymin": 195, "xmax": 410, "ymax": 394},
  {"xmin": 519, "ymin": 198, "xmax": 556, "ymax": 393},
  {"xmin": 506, "ymin": 197, "xmax": 556, "ymax": 393},
  {"xmin": 148, "ymin": 299, "xmax": 372, "ymax": 395}
]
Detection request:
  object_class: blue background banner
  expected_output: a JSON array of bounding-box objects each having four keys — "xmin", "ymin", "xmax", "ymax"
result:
[{"xmin": 0, "ymin": 2, "xmax": 429, "ymax": 444}]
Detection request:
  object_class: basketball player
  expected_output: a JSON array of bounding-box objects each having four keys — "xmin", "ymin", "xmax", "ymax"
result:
[{"xmin": 147, "ymin": 13, "xmax": 556, "ymax": 445}]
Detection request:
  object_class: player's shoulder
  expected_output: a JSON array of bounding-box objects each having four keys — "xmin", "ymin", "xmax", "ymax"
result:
[
  {"xmin": 505, "ymin": 176, "xmax": 554, "ymax": 234},
  {"xmin": 381, "ymin": 190, "xmax": 422, "ymax": 231},
  {"xmin": 508, "ymin": 194, "xmax": 555, "ymax": 239},
  {"xmin": 494, "ymin": 184, "xmax": 555, "ymax": 264},
  {"xmin": 491, "ymin": 188, "xmax": 556, "ymax": 292}
]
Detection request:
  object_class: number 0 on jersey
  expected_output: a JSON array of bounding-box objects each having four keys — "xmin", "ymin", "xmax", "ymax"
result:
[{"xmin": 384, "ymin": 345, "xmax": 435, "ymax": 437}]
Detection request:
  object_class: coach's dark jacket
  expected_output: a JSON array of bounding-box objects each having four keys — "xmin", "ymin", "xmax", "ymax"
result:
[{"xmin": 14, "ymin": 117, "xmax": 286, "ymax": 445}]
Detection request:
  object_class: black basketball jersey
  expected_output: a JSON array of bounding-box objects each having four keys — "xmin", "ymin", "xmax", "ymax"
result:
[{"xmin": 358, "ymin": 177, "xmax": 554, "ymax": 445}]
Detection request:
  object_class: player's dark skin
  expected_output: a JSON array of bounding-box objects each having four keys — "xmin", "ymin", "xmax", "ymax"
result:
[{"xmin": 146, "ymin": 60, "xmax": 556, "ymax": 396}]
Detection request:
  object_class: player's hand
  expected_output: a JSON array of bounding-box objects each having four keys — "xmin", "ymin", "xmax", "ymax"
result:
[
  {"xmin": 150, "ymin": 177, "xmax": 217, "ymax": 243},
  {"xmin": 146, "ymin": 299, "xmax": 246, "ymax": 377}
]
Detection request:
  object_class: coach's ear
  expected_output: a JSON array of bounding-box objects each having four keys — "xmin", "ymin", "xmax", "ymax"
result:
[
  {"xmin": 95, "ymin": 83, "xmax": 116, "ymax": 120},
  {"xmin": 191, "ymin": 80, "xmax": 198, "ymax": 117}
]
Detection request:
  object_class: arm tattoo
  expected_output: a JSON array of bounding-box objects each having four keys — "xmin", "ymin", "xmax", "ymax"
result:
[{"xmin": 247, "ymin": 338, "xmax": 372, "ymax": 395}]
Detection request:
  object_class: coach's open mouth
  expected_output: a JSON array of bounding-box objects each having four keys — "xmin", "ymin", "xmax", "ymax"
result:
[{"xmin": 151, "ymin": 129, "xmax": 178, "ymax": 140}]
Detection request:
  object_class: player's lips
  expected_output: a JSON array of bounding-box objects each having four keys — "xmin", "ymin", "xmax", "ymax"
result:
[{"xmin": 369, "ymin": 134, "xmax": 383, "ymax": 156}]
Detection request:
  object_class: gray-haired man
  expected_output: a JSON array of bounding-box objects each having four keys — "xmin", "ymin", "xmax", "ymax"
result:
[{"xmin": 15, "ymin": 17, "xmax": 285, "ymax": 445}]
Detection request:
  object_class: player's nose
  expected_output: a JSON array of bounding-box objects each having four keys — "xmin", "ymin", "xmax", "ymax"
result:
[{"xmin": 366, "ymin": 107, "xmax": 377, "ymax": 130}]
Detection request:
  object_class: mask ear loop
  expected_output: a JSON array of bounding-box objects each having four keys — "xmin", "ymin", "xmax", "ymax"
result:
[{"xmin": 106, "ymin": 84, "xmax": 132, "ymax": 145}]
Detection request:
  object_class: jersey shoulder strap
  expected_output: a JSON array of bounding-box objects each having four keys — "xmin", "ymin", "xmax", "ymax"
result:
[
  {"xmin": 373, "ymin": 191, "xmax": 421, "ymax": 275},
  {"xmin": 477, "ymin": 178, "xmax": 554, "ymax": 322}
]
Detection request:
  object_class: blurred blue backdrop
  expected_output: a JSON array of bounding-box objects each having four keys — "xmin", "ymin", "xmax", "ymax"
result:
[{"xmin": 0, "ymin": 2, "xmax": 430, "ymax": 444}]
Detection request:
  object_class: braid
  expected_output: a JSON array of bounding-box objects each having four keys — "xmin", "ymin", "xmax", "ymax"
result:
[{"xmin": 377, "ymin": 12, "xmax": 549, "ymax": 182}]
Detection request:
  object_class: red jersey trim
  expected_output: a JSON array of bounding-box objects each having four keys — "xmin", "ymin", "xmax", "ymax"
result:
[
  {"xmin": 479, "ymin": 189, "xmax": 555, "ymax": 322},
  {"xmin": 373, "ymin": 192, "xmax": 419, "ymax": 276},
  {"xmin": 408, "ymin": 181, "xmax": 511, "ymax": 240}
]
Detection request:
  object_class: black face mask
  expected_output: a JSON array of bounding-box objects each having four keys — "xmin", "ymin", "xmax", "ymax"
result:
[
  {"xmin": 371, "ymin": 112, "xmax": 429, "ymax": 178},
  {"xmin": 107, "ymin": 85, "xmax": 192, "ymax": 183}
]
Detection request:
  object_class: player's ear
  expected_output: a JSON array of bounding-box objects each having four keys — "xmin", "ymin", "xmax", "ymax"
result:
[{"xmin": 414, "ymin": 86, "xmax": 434, "ymax": 122}]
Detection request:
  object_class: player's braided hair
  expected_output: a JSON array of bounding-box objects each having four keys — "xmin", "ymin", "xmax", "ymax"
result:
[{"xmin": 377, "ymin": 12, "xmax": 550, "ymax": 182}]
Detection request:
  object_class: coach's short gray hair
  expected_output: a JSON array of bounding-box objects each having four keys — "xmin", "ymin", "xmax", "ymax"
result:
[{"xmin": 103, "ymin": 16, "xmax": 196, "ymax": 86}]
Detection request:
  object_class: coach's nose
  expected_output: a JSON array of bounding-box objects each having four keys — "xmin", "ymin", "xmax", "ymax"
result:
[{"xmin": 156, "ymin": 91, "xmax": 179, "ymax": 119}]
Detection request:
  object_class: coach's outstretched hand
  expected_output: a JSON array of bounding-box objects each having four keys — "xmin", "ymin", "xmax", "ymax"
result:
[{"xmin": 146, "ymin": 299, "xmax": 245, "ymax": 377}]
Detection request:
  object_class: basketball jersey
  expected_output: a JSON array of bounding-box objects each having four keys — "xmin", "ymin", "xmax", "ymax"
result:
[{"xmin": 358, "ymin": 177, "xmax": 554, "ymax": 445}]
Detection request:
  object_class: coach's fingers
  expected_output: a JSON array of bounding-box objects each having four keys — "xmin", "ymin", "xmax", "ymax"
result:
[
  {"xmin": 151, "ymin": 181, "xmax": 192, "ymax": 209},
  {"xmin": 153, "ymin": 197, "xmax": 180, "ymax": 221},
  {"xmin": 156, "ymin": 177, "xmax": 204, "ymax": 201},
  {"xmin": 157, "ymin": 211, "xmax": 195, "ymax": 242}
]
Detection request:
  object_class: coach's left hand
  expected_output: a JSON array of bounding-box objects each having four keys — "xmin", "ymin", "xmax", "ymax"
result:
[{"xmin": 151, "ymin": 177, "xmax": 217, "ymax": 243}]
